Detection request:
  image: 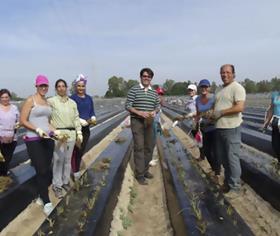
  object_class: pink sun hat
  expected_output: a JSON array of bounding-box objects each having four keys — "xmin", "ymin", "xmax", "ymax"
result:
[{"xmin": 35, "ymin": 75, "xmax": 49, "ymax": 86}]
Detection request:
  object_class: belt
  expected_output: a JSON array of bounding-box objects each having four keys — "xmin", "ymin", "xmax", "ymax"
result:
[{"xmin": 56, "ymin": 127, "xmax": 75, "ymax": 130}]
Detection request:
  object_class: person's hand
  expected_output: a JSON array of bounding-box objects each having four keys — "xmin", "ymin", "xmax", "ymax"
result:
[
  {"xmin": 138, "ymin": 111, "xmax": 150, "ymax": 119},
  {"xmin": 173, "ymin": 115, "xmax": 184, "ymax": 122},
  {"xmin": 36, "ymin": 128, "xmax": 48, "ymax": 138},
  {"xmin": 211, "ymin": 110, "xmax": 223, "ymax": 120},
  {"xmin": 88, "ymin": 116, "xmax": 97, "ymax": 125},
  {"xmin": 14, "ymin": 122, "xmax": 20, "ymax": 129},
  {"xmin": 0, "ymin": 151, "xmax": 4, "ymax": 162},
  {"xmin": 184, "ymin": 113, "xmax": 193, "ymax": 119},
  {"xmin": 76, "ymin": 131, "xmax": 83, "ymax": 144},
  {"xmin": 149, "ymin": 111, "xmax": 156, "ymax": 118},
  {"xmin": 80, "ymin": 118, "xmax": 89, "ymax": 127}
]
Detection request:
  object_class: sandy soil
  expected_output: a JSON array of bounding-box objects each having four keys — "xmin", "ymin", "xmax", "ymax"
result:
[
  {"xmin": 161, "ymin": 113, "xmax": 280, "ymax": 236},
  {"xmin": 0, "ymin": 125, "xmax": 124, "ymax": 236},
  {"xmin": 110, "ymin": 149, "xmax": 173, "ymax": 236}
]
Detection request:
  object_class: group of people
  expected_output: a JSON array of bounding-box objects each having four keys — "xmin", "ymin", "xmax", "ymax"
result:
[
  {"xmin": 126, "ymin": 65, "xmax": 246, "ymax": 197},
  {"xmin": 0, "ymin": 74, "xmax": 96, "ymax": 215}
]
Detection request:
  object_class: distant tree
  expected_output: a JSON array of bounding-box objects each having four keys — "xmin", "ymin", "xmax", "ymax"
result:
[
  {"xmin": 10, "ymin": 92, "xmax": 23, "ymax": 101},
  {"xmin": 270, "ymin": 77, "xmax": 280, "ymax": 91},
  {"xmin": 169, "ymin": 82, "xmax": 188, "ymax": 95},
  {"xmin": 242, "ymin": 78, "xmax": 257, "ymax": 93},
  {"xmin": 209, "ymin": 81, "xmax": 217, "ymax": 93},
  {"xmin": 256, "ymin": 80, "xmax": 272, "ymax": 93},
  {"xmin": 105, "ymin": 76, "xmax": 127, "ymax": 97},
  {"xmin": 163, "ymin": 79, "xmax": 175, "ymax": 95},
  {"xmin": 126, "ymin": 79, "xmax": 138, "ymax": 90}
]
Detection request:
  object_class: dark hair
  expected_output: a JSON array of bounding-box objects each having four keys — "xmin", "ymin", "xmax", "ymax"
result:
[
  {"xmin": 0, "ymin": 89, "xmax": 11, "ymax": 98},
  {"xmin": 55, "ymin": 79, "xmax": 68, "ymax": 88},
  {"xmin": 220, "ymin": 64, "xmax": 235, "ymax": 74},
  {"xmin": 140, "ymin": 68, "xmax": 154, "ymax": 78}
]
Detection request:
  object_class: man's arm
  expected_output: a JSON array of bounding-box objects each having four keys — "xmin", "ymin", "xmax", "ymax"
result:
[{"xmin": 220, "ymin": 100, "xmax": 245, "ymax": 116}]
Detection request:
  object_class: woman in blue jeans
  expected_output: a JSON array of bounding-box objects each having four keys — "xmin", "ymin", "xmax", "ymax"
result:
[
  {"xmin": 196, "ymin": 79, "xmax": 221, "ymax": 179},
  {"xmin": 263, "ymin": 91, "xmax": 280, "ymax": 166}
]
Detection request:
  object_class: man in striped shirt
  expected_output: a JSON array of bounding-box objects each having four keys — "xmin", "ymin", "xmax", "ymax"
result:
[{"xmin": 125, "ymin": 68, "xmax": 160, "ymax": 185}]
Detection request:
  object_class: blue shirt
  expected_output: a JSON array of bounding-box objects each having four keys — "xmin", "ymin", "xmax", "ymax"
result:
[
  {"xmin": 272, "ymin": 92, "xmax": 280, "ymax": 116},
  {"xmin": 70, "ymin": 94, "xmax": 95, "ymax": 120},
  {"xmin": 196, "ymin": 95, "xmax": 215, "ymax": 132}
]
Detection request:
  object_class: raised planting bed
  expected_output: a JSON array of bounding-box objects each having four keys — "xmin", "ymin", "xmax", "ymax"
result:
[
  {"xmin": 158, "ymin": 130, "xmax": 254, "ymax": 236},
  {"xmin": 0, "ymin": 112, "xmax": 128, "ymax": 231},
  {"xmin": 35, "ymin": 128, "xmax": 133, "ymax": 236},
  {"xmin": 162, "ymin": 106, "xmax": 280, "ymax": 211}
]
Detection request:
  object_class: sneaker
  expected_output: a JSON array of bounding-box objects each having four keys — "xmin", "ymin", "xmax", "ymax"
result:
[
  {"xmin": 52, "ymin": 186, "xmax": 63, "ymax": 199},
  {"xmin": 43, "ymin": 202, "xmax": 54, "ymax": 216},
  {"xmin": 73, "ymin": 171, "xmax": 81, "ymax": 181},
  {"xmin": 35, "ymin": 197, "xmax": 44, "ymax": 206},
  {"xmin": 144, "ymin": 172, "xmax": 154, "ymax": 179},
  {"xmin": 62, "ymin": 183, "xmax": 71, "ymax": 192},
  {"xmin": 224, "ymin": 190, "xmax": 240, "ymax": 200},
  {"xmin": 136, "ymin": 176, "xmax": 148, "ymax": 185},
  {"xmin": 149, "ymin": 159, "xmax": 158, "ymax": 167}
]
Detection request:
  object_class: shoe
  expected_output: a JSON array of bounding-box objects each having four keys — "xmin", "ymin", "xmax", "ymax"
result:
[
  {"xmin": 43, "ymin": 202, "xmax": 54, "ymax": 216},
  {"xmin": 62, "ymin": 183, "xmax": 71, "ymax": 192},
  {"xmin": 221, "ymin": 184, "xmax": 230, "ymax": 193},
  {"xmin": 149, "ymin": 159, "xmax": 158, "ymax": 167},
  {"xmin": 52, "ymin": 186, "xmax": 63, "ymax": 199},
  {"xmin": 35, "ymin": 197, "xmax": 44, "ymax": 206},
  {"xmin": 144, "ymin": 172, "xmax": 154, "ymax": 179},
  {"xmin": 136, "ymin": 176, "xmax": 148, "ymax": 185},
  {"xmin": 224, "ymin": 190, "xmax": 240, "ymax": 200},
  {"xmin": 73, "ymin": 171, "xmax": 81, "ymax": 181}
]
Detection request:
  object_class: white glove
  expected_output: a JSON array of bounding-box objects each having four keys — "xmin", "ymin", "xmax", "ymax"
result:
[
  {"xmin": 90, "ymin": 116, "xmax": 97, "ymax": 125},
  {"xmin": 76, "ymin": 131, "xmax": 83, "ymax": 144},
  {"xmin": 0, "ymin": 151, "xmax": 4, "ymax": 162},
  {"xmin": 80, "ymin": 118, "xmax": 88, "ymax": 127},
  {"xmin": 36, "ymin": 128, "xmax": 48, "ymax": 138},
  {"xmin": 212, "ymin": 110, "xmax": 223, "ymax": 120},
  {"xmin": 14, "ymin": 122, "xmax": 20, "ymax": 129},
  {"xmin": 53, "ymin": 130, "xmax": 61, "ymax": 136}
]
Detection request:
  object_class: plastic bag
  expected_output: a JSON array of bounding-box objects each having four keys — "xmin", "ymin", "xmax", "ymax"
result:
[
  {"xmin": 194, "ymin": 130, "xmax": 203, "ymax": 148},
  {"xmin": 121, "ymin": 116, "xmax": 131, "ymax": 128}
]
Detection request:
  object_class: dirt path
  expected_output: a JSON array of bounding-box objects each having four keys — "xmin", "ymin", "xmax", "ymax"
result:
[
  {"xmin": 161, "ymin": 114, "xmax": 280, "ymax": 236},
  {"xmin": 110, "ymin": 149, "xmax": 173, "ymax": 236},
  {"xmin": 0, "ymin": 125, "xmax": 124, "ymax": 236}
]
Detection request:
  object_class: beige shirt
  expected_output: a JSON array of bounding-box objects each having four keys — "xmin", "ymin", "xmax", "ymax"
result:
[
  {"xmin": 214, "ymin": 81, "xmax": 246, "ymax": 129},
  {"xmin": 48, "ymin": 95, "xmax": 81, "ymax": 141}
]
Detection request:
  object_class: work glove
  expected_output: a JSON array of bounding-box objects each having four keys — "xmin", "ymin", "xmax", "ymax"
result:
[
  {"xmin": 184, "ymin": 113, "xmax": 195, "ymax": 119},
  {"xmin": 80, "ymin": 118, "xmax": 89, "ymax": 127},
  {"xmin": 0, "ymin": 151, "xmax": 4, "ymax": 162},
  {"xmin": 173, "ymin": 115, "xmax": 184, "ymax": 122},
  {"xmin": 211, "ymin": 110, "xmax": 223, "ymax": 120},
  {"xmin": 89, "ymin": 116, "xmax": 97, "ymax": 125},
  {"xmin": 36, "ymin": 128, "xmax": 48, "ymax": 138},
  {"xmin": 76, "ymin": 131, "xmax": 83, "ymax": 144},
  {"xmin": 14, "ymin": 122, "xmax": 20, "ymax": 129}
]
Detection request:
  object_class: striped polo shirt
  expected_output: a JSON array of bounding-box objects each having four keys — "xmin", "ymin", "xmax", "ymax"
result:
[{"xmin": 125, "ymin": 83, "xmax": 160, "ymax": 118}]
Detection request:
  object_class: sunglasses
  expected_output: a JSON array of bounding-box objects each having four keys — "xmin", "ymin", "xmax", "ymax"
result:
[{"xmin": 142, "ymin": 75, "xmax": 152, "ymax": 78}]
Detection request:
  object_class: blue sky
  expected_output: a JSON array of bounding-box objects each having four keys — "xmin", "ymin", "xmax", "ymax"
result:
[{"xmin": 1, "ymin": 0, "xmax": 279, "ymax": 97}]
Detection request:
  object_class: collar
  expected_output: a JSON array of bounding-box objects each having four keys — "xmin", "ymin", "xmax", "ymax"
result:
[
  {"xmin": 56, "ymin": 95, "xmax": 69, "ymax": 103},
  {"xmin": 139, "ymin": 83, "xmax": 152, "ymax": 91}
]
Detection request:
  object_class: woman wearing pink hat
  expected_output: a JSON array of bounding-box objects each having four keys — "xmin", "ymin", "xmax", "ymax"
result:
[{"xmin": 20, "ymin": 75, "xmax": 55, "ymax": 215}]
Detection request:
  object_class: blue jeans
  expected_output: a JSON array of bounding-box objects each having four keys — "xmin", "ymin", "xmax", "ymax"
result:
[{"xmin": 215, "ymin": 126, "xmax": 242, "ymax": 191}]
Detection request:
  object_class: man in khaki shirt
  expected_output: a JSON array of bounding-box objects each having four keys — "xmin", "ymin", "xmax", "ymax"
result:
[{"xmin": 211, "ymin": 64, "xmax": 246, "ymax": 198}]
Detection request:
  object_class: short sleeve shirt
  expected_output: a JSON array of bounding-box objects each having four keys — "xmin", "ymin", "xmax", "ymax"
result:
[
  {"xmin": 214, "ymin": 81, "xmax": 246, "ymax": 129},
  {"xmin": 271, "ymin": 91, "xmax": 280, "ymax": 116}
]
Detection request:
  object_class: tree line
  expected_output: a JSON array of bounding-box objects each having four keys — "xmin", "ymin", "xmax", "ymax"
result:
[{"xmin": 104, "ymin": 76, "xmax": 280, "ymax": 97}]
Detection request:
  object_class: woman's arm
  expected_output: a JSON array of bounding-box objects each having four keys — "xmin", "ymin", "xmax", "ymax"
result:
[{"xmin": 20, "ymin": 96, "xmax": 37, "ymax": 131}]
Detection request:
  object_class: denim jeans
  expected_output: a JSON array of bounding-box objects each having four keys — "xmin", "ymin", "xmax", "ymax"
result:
[
  {"xmin": 215, "ymin": 126, "xmax": 242, "ymax": 190},
  {"xmin": 271, "ymin": 117, "xmax": 280, "ymax": 162}
]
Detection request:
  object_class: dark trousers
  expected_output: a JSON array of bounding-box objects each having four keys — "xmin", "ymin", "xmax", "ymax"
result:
[
  {"xmin": 71, "ymin": 126, "xmax": 90, "ymax": 173},
  {"xmin": 271, "ymin": 118, "xmax": 280, "ymax": 162},
  {"xmin": 131, "ymin": 117, "xmax": 154, "ymax": 177},
  {"xmin": 0, "ymin": 141, "xmax": 17, "ymax": 176},
  {"xmin": 202, "ymin": 130, "xmax": 221, "ymax": 175},
  {"xmin": 26, "ymin": 139, "xmax": 54, "ymax": 204}
]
